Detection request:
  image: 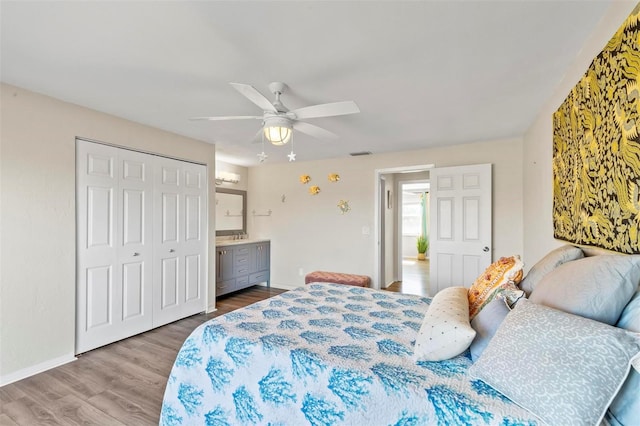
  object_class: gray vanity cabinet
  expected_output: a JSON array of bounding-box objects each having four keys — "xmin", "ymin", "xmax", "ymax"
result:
[
  {"xmin": 249, "ymin": 241, "xmax": 270, "ymax": 285},
  {"xmin": 216, "ymin": 240, "xmax": 270, "ymax": 297}
]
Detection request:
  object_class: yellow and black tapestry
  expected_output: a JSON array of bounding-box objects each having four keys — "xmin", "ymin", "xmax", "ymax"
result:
[{"xmin": 553, "ymin": 4, "xmax": 640, "ymax": 254}]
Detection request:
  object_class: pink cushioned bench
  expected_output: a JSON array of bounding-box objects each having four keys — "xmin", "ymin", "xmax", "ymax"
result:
[{"xmin": 305, "ymin": 271, "xmax": 370, "ymax": 288}]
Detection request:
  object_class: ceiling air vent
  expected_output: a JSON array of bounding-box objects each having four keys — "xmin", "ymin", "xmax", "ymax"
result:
[{"xmin": 349, "ymin": 151, "xmax": 372, "ymax": 156}]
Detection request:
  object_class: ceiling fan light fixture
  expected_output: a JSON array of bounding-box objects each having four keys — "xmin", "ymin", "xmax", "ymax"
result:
[{"xmin": 263, "ymin": 116, "xmax": 293, "ymax": 145}]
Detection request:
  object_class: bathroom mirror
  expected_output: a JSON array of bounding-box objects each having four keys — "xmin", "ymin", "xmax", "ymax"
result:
[{"xmin": 215, "ymin": 188, "xmax": 247, "ymax": 236}]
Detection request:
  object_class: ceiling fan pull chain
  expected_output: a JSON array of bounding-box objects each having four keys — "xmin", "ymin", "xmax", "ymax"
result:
[
  {"xmin": 258, "ymin": 130, "xmax": 268, "ymax": 163},
  {"xmin": 288, "ymin": 133, "xmax": 296, "ymax": 162}
]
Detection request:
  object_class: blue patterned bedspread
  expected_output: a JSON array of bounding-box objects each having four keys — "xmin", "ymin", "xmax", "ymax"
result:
[{"xmin": 160, "ymin": 283, "xmax": 538, "ymax": 425}]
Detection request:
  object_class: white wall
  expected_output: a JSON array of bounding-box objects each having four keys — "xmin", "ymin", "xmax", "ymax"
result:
[
  {"xmin": 402, "ymin": 235, "xmax": 419, "ymax": 259},
  {"xmin": 522, "ymin": 2, "xmax": 637, "ymax": 270},
  {"xmin": 0, "ymin": 84, "xmax": 216, "ymax": 383},
  {"xmin": 248, "ymin": 137, "xmax": 523, "ymax": 290}
]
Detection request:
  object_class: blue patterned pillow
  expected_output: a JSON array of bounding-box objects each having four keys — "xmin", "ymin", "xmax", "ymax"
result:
[{"xmin": 469, "ymin": 299, "xmax": 640, "ymax": 426}]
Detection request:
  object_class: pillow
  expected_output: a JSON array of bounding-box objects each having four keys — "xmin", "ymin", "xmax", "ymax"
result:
[
  {"xmin": 469, "ymin": 299, "xmax": 640, "ymax": 426},
  {"xmin": 469, "ymin": 297, "xmax": 510, "ymax": 361},
  {"xmin": 617, "ymin": 290, "xmax": 640, "ymax": 332},
  {"xmin": 468, "ymin": 255, "xmax": 524, "ymax": 320},
  {"xmin": 529, "ymin": 255, "xmax": 640, "ymax": 325},
  {"xmin": 607, "ymin": 364, "xmax": 640, "ymax": 426},
  {"xmin": 519, "ymin": 244, "xmax": 583, "ymax": 295},
  {"xmin": 608, "ymin": 290, "xmax": 640, "ymax": 426},
  {"xmin": 496, "ymin": 281, "xmax": 526, "ymax": 308},
  {"xmin": 413, "ymin": 286, "xmax": 476, "ymax": 361}
]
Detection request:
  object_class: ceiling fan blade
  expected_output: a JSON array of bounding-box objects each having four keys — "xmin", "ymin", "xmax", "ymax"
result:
[
  {"xmin": 290, "ymin": 101, "xmax": 360, "ymax": 120},
  {"xmin": 189, "ymin": 116, "xmax": 262, "ymax": 121},
  {"xmin": 293, "ymin": 121, "xmax": 339, "ymax": 140},
  {"xmin": 230, "ymin": 83, "xmax": 277, "ymax": 112}
]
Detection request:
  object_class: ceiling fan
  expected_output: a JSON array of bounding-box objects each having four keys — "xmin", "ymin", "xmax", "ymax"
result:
[{"xmin": 190, "ymin": 82, "xmax": 360, "ymax": 146}]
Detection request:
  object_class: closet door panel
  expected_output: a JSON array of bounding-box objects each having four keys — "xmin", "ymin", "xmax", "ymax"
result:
[
  {"xmin": 122, "ymin": 189, "xmax": 144, "ymax": 245},
  {"xmin": 122, "ymin": 261, "xmax": 144, "ymax": 319},
  {"xmin": 179, "ymin": 162, "xmax": 207, "ymax": 318},
  {"xmin": 154, "ymin": 158, "xmax": 185, "ymax": 327},
  {"xmin": 77, "ymin": 141, "xmax": 154, "ymax": 354},
  {"xmin": 185, "ymin": 194, "xmax": 201, "ymax": 242},
  {"xmin": 153, "ymin": 159, "xmax": 207, "ymax": 326},
  {"xmin": 77, "ymin": 141, "xmax": 121, "ymax": 353},
  {"xmin": 160, "ymin": 257, "xmax": 179, "ymax": 308},
  {"xmin": 87, "ymin": 187, "xmax": 114, "ymax": 248},
  {"xmin": 86, "ymin": 265, "xmax": 113, "ymax": 329},
  {"xmin": 117, "ymin": 149, "xmax": 153, "ymax": 335},
  {"xmin": 161, "ymin": 193, "xmax": 180, "ymax": 243},
  {"xmin": 185, "ymin": 254, "xmax": 201, "ymax": 302}
]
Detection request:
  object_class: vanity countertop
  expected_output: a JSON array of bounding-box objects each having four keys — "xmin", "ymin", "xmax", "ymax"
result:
[{"xmin": 215, "ymin": 238, "xmax": 270, "ymax": 247}]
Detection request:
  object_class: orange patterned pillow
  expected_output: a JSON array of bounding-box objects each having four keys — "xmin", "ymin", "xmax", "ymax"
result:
[{"xmin": 468, "ymin": 256, "xmax": 524, "ymax": 320}]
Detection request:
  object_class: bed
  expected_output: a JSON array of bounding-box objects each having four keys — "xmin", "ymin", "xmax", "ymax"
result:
[{"xmin": 160, "ymin": 246, "xmax": 640, "ymax": 426}]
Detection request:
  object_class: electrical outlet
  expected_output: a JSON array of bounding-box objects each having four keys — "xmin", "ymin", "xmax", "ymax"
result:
[{"xmin": 298, "ymin": 268, "xmax": 304, "ymax": 276}]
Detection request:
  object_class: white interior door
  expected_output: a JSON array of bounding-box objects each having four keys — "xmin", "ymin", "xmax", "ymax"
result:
[
  {"xmin": 429, "ymin": 164, "xmax": 492, "ymax": 295},
  {"xmin": 181, "ymin": 162, "xmax": 207, "ymax": 316},
  {"xmin": 76, "ymin": 141, "xmax": 154, "ymax": 353},
  {"xmin": 118, "ymin": 150, "xmax": 154, "ymax": 332},
  {"xmin": 152, "ymin": 158, "xmax": 207, "ymax": 327}
]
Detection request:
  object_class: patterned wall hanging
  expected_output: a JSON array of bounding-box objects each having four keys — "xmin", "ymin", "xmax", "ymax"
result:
[{"xmin": 553, "ymin": 4, "xmax": 640, "ymax": 253}]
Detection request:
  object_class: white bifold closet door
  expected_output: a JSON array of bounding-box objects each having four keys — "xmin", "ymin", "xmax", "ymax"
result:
[
  {"xmin": 76, "ymin": 140, "xmax": 207, "ymax": 354},
  {"xmin": 152, "ymin": 156, "xmax": 207, "ymax": 328}
]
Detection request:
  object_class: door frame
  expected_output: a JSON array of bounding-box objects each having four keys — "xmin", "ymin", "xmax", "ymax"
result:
[
  {"xmin": 374, "ymin": 164, "xmax": 434, "ymax": 290},
  {"xmin": 378, "ymin": 175, "xmax": 386, "ymax": 289}
]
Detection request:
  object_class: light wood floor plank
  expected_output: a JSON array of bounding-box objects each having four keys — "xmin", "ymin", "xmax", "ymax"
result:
[
  {"xmin": 3, "ymin": 395, "xmax": 64, "ymax": 425},
  {"xmin": 12, "ymin": 374, "xmax": 81, "ymax": 405},
  {"xmin": 48, "ymin": 394, "xmax": 125, "ymax": 426},
  {"xmin": 86, "ymin": 390, "xmax": 156, "ymax": 426},
  {"xmin": 0, "ymin": 385, "xmax": 27, "ymax": 413}
]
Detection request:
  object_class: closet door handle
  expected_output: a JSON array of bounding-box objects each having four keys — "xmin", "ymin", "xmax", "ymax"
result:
[
  {"xmin": 133, "ymin": 252, "xmax": 140, "ymax": 257},
  {"xmin": 169, "ymin": 249, "xmax": 175, "ymax": 253}
]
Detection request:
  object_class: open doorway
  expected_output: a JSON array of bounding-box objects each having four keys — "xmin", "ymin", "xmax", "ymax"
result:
[
  {"xmin": 396, "ymin": 181, "xmax": 430, "ymax": 296},
  {"xmin": 375, "ymin": 165, "xmax": 432, "ymax": 296}
]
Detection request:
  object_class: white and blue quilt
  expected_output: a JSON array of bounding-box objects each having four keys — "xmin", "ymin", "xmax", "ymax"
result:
[{"xmin": 160, "ymin": 283, "xmax": 538, "ymax": 425}]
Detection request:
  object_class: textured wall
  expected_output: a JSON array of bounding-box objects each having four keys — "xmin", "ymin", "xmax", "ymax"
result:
[{"xmin": 247, "ymin": 138, "xmax": 523, "ymax": 290}]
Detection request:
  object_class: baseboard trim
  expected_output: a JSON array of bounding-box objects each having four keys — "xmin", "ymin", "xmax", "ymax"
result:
[{"xmin": 0, "ymin": 353, "xmax": 77, "ymax": 387}]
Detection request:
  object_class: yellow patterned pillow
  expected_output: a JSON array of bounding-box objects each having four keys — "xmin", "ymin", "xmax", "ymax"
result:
[{"xmin": 468, "ymin": 256, "xmax": 524, "ymax": 320}]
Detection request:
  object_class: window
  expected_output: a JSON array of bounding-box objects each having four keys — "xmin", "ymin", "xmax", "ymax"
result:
[{"xmin": 402, "ymin": 191, "xmax": 424, "ymax": 236}]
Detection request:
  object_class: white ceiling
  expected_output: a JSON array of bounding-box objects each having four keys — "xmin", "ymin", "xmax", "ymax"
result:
[{"xmin": 1, "ymin": 1, "xmax": 615, "ymax": 166}]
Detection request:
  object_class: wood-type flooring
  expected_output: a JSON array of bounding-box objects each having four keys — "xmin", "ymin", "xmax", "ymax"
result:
[{"xmin": 0, "ymin": 286, "xmax": 285, "ymax": 425}]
